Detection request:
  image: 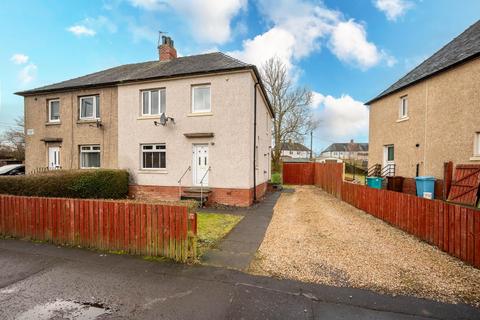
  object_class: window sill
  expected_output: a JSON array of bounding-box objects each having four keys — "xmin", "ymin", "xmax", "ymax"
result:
[
  {"xmin": 470, "ymin": 156, "xmax": 480, "ymax": 161},
  {"xmin": 396, "ymin": 117, "xmax": 409, "ymax": 123},
  {"xmin": 137, "ymin": 115, "xmax": 160, "ymax": 120},
  {"xmin": 45, "ymin": 122, "xmax": 61, "ymax": 126},
  {"xmin": 188, "ymin": 112, "xmax": 213, "ymax": 117},
  {"xmin": 138, "ymin": 169, "xmax": 168, "ymax": 174},
  {"xmin": 77, "ymin": 119, "xmax": 100, "ymax": 124}
]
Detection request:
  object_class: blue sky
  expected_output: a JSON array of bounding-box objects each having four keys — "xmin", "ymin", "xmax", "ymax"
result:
[{"xmin": 1, "ymin": 0, "xmax": 479, "ymax": 153}]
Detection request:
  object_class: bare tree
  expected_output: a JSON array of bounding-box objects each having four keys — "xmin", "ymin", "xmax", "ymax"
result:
[
  {"xmin": 1, "ymin": 116, "xmax": 25, "ymax": 161},
  {"xmin": 261, "ymin": 57, "xmax": 318, "ymax": 172}
]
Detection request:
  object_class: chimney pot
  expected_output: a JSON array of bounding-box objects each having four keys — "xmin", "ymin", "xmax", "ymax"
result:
[{"xmin": 158, "ymin": 36, "xmax": 177, "ymax": 61}]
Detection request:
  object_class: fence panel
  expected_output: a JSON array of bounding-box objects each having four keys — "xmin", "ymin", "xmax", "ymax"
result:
[
  {"xmin": 282, "ymin": 162, "xmax": 315, "ymax": 185},
  {"xmin": 0, "ymin": 194, "xmax": 197, "ymax": 262}
]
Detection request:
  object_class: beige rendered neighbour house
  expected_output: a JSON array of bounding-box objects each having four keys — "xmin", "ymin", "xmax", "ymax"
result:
[
  {"xmin": 16, "ymin": 36, "xmax": 274, "ymax": 206},
  {"xmin": 367, "ymin": 20, "xmax": 480, "ymax": 181}
]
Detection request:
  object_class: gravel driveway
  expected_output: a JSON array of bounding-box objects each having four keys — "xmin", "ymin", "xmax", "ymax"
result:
[{"xmin": 249, "ymin": 186, "xmax": 480, "ymax": 306}]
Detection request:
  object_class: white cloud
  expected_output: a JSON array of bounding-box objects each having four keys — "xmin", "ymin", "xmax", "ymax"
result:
[
  {"xmin": 67, "ymin": 16, "xmax": 117, "ymax": 37},
  {"xmin": 328, "ymin": 20, "xmax": 383, "ymax": 70},
  {"xmin": 168, "ymin": 0, "xmax": 247, "ymax": 44},
  {"xmin": 373, "ymin": 0, "xmax": 412, "ymax": 21},
  {"xmin": 67, "ymin": 25, "xmax": 96, "ymax": 37},
  {"xmin": 18, "ymin": 63, "xmax": 37, "ymax": 85},
  {"xmin": 313, "ymin": 92, "xmax": 369, "ymax": 140},
  {"xmin": 127, "ymin": 0, "xmax": 247, "ymax": 44},
  {"xmin": 10, "ymin": 54, "xmax": 29, "ymax": 65},
  {"xmin": 229, "ymin": 0, "xmax": 392, "ymax": 73},
  {"xmin": 128, "ymin": 0, "xmax": 167, "ymax": 10}
]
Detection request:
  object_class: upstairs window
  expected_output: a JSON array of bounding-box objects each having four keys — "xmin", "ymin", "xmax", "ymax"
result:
[
  {"xmin": 141, "ymin": 144, "xmax": 166, "ymax": 169},
  {"xmin": 48, "ymin": 99, "xmax": 60, "ymax": 123},
  {"xmin": 80, "ymin": 145, "xmax": 101, "ymax": 168},
  {"xmin": 142, "ymin": 89, "xmax": 166, "ymax": 116},
  {"xmin": 399, "ymin": 96, "xmax": 408, "ymax": 119},
  {"xmin": 79, "ymin": 95, "xmax": 100, "ymax": 120},
  {"xmin": 192, "ymin": 84, "xmax": 211, "ymax": 113}
]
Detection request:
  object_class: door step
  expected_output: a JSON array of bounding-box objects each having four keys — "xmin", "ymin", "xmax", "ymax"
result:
[
  {"xmin": 183, "ymin": 187, "xmax": 212, "ymax": 194},
  {"xmin": 181, "ymin": 187, "xmax": 212, "ymax": 205}
]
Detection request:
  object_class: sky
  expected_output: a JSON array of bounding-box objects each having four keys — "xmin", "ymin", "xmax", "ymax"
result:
[{"xmin": 0, "ymin": 0, "xmax": 479, "ymax": 153}]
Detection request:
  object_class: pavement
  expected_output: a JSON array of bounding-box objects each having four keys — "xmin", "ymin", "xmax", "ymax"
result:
[
  {"xmin": 200, "ymin": 191, "xmax": 281, "ymax": 270},
  {"xmin": 1, "ymin": 238, "xmax": 479, "ymax": 319}
]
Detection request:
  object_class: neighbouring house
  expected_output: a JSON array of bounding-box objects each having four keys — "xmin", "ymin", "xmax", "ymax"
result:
[
  {"xmin": 366, "ymin": 20, "xmax": 480, "ymax": 188},
  {"xmin": 16, "ymin": 36, "xmax": 274, "ymax": 207},
  {"xmin": 280, "ymin": 141, "xmax": 311, "ymax": 160},
  {"xmin": 320, "ymin": 140, "xmax": 368, "ymax": 161}
]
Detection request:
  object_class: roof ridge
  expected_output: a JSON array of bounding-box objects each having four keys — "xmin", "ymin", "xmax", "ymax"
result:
[{"xmin": 366, "ymin": 19, "xmax": 480, "ymax": 104}]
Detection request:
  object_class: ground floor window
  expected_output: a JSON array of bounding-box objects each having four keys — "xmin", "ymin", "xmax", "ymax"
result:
[
  {"xmin": 141, "ymin": 144, "xmax": 166, "ymax": 169},
  {"xmin": 80, "ymin": 145, "xmax": 101, "ymax": 168}
]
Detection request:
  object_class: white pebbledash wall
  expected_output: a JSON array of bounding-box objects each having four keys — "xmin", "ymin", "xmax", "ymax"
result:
[{"xmin": 117, "ymin": 70, "xmax": 272, "ymax": 190}]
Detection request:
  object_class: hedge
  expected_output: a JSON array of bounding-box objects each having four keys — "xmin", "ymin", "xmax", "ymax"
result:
[{"xmin": 0, "ymin": 170, "xmax": 129, "ymax": 199}]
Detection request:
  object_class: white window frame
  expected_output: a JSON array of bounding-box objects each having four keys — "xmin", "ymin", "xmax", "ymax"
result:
[
  {"xmin": 399, "ymin": 96, "xmax": 408, "ymax": 119},
  {"xmin": 141, "ymin": 88, "xmax": 166, "ymax": 116},
  {"xmin": 79, "ymin": 145, "xmax": 101, "ymax": 169},
  {"xmin": 191, "ymin": 84, "xmax": 211, "ymax": 113},
  {"xmin": 79, "ymin": 95, "xmax": 100, "ymax": 120},
  {"xmin": 474, "ymin": 132, "xmax": 480, "ymax": 156},
  {"xmin": 141, "ymin": 144, "xmax": 166, "ymax": 170},
  {"xmin": 48, "ymin": 99, "xmax": 60, "ymax": 123}
]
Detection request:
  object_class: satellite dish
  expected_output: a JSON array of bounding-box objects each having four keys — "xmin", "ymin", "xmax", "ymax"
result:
[
  {"xmin": 154, "ymin": 113, "xmax": 175, "ymax": 126},
  {"xmin": 159, "ymin": 113, "xmax": 167, "ymax": 126}
]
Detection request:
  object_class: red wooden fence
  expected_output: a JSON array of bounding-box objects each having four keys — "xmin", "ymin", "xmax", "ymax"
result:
[
  {"xmin": 282, "ymin": 162, "xmax": 480, "ymax": 268},
  {"xmin": 282, "ymin": 162, "xmax": 315, "ymax": 185},
  {"xmin": 0, "ymin": 194, "xmax": 197, "ymax": 262}
]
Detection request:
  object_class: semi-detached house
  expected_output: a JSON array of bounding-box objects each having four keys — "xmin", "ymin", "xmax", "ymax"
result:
[{"xmin": 16, "ymin": 36, "xmax": 274, "ymax": 207}]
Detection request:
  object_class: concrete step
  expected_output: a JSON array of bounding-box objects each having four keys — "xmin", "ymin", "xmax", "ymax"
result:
[{"xmin": 183, "ymin": 187, "xmax": 212, "ymax": 194}]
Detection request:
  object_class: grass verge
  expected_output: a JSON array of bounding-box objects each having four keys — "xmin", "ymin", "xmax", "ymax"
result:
[{"xmin": 197, "ymin": 212, "xmax": 243, "ymax": 257}]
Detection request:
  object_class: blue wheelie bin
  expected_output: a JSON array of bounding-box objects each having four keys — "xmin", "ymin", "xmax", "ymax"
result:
[
  {"xmin": 366, "ymin": 177, "xmax": 384, "ymax": 189},
  {"xmin": 415, "ymin": 176, "xmax": 435, "ymax": 199}
]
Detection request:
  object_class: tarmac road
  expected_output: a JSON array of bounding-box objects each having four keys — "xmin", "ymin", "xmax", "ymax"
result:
[{"xmin": 0, "ymin": 239, "xmax": 479, "ymax": 320}]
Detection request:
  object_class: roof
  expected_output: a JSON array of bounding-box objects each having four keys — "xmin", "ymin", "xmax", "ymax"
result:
[
  {"xmin": 321, "ymin": 142, "xmax": 368, "ymax": 153},
  {"xmin": 15, "ymin": 52, "xmax": 274, "ymax": 116},
  {"xmin": 366, "ymin": 20, "xmax": 480, "ymax": 105},
  {"xmin": 281, "ymin": 142, "xmax": 310, "ymax": 152}
]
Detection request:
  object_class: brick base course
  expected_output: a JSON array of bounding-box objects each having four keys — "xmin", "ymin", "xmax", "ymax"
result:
[{"xmin": 129, "ymin": 182, "xmax": 268, "ymax": 207}]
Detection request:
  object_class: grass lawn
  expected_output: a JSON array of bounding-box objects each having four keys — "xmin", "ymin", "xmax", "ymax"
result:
[{"xmin": 197, "ymin": 212, "xmax": 243, "ymax": 257}]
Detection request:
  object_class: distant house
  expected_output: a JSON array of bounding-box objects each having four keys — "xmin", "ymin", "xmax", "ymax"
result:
[
  {"xmin": 366, "ymin": 20, "xmax": 480, "ymax": 179},
  {"xmin": 320, "ymin": 140, "xmax": 368, "ymax": 161},
  {"xmin": 280, "ymin": 141, "xmax": 311, "ymax": 160},
  {"xmin": 16, "ymin": 36, "xmax": 274, "ymax": 207}
]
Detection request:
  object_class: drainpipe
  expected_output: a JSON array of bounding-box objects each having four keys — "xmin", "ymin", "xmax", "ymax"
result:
[{"xmin": 253, "ymin": 82, "xmax": 259, "ymax": 203}]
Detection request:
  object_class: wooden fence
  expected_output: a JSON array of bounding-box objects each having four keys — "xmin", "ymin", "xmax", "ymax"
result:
[
  {"xmin": 282, "ymin": 162, "xmax": 315, "ymax": 185},
  {"xmin": 0, "ymin": 194, "xmax": 197, "ymax": 262},
  {"xmin": 283, "ymin": 162, "xmax": 480, "ymax": 268}
]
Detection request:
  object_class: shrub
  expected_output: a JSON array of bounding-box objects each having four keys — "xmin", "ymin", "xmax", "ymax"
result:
[
  {"xmin": 271, "ymin": 172, "xmax": 282, "ymax": 185},
  {"xmin": 0, "ymin": 169, "xmax": 129, "ymax": 199}
]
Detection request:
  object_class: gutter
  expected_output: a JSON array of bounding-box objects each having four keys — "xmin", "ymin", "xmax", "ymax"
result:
[{"xmin": 14, "ymin": 65, "xmax": 276, "ymax": 118}]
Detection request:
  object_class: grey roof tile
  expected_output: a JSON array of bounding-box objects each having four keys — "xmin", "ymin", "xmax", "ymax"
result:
[
  {"xmin": 366, "ymin": 20, "xmax": 480, "ymax": 104},
  {"xmin": 16, "ymin": 52, "xmax": 251, "ymax": 95},
  {"xmin": 322, "ymin": 143, "xmax": 368, "ymax": 153}
]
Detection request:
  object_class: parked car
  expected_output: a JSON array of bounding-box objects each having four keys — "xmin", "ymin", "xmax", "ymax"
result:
[{"xmin": 0, "ymin": 164, "xmax": 25, "ymax": 176}]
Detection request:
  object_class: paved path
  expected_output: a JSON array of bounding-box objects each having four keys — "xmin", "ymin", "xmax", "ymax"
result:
[
  {"xmin": 0, "ymin": 239, "xmax": 479, "ymax": 319},
  {"xmin": 200, "ymin": 191, "xmax": 281, "ymax": 270}
]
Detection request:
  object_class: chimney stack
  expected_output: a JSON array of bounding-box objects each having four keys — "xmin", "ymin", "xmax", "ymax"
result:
[{"xmin": 158, "ymin": 36, "xmax": 177, "ymax": 61}]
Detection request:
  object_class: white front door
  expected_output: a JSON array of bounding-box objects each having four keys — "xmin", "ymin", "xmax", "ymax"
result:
[
  {"xmin": 193, "ymin": 144, "xmax": 209, "ymax": 186},
  {"xmin": 48, "ymin": 147, "xmax": 60, "ymax": 169}
]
